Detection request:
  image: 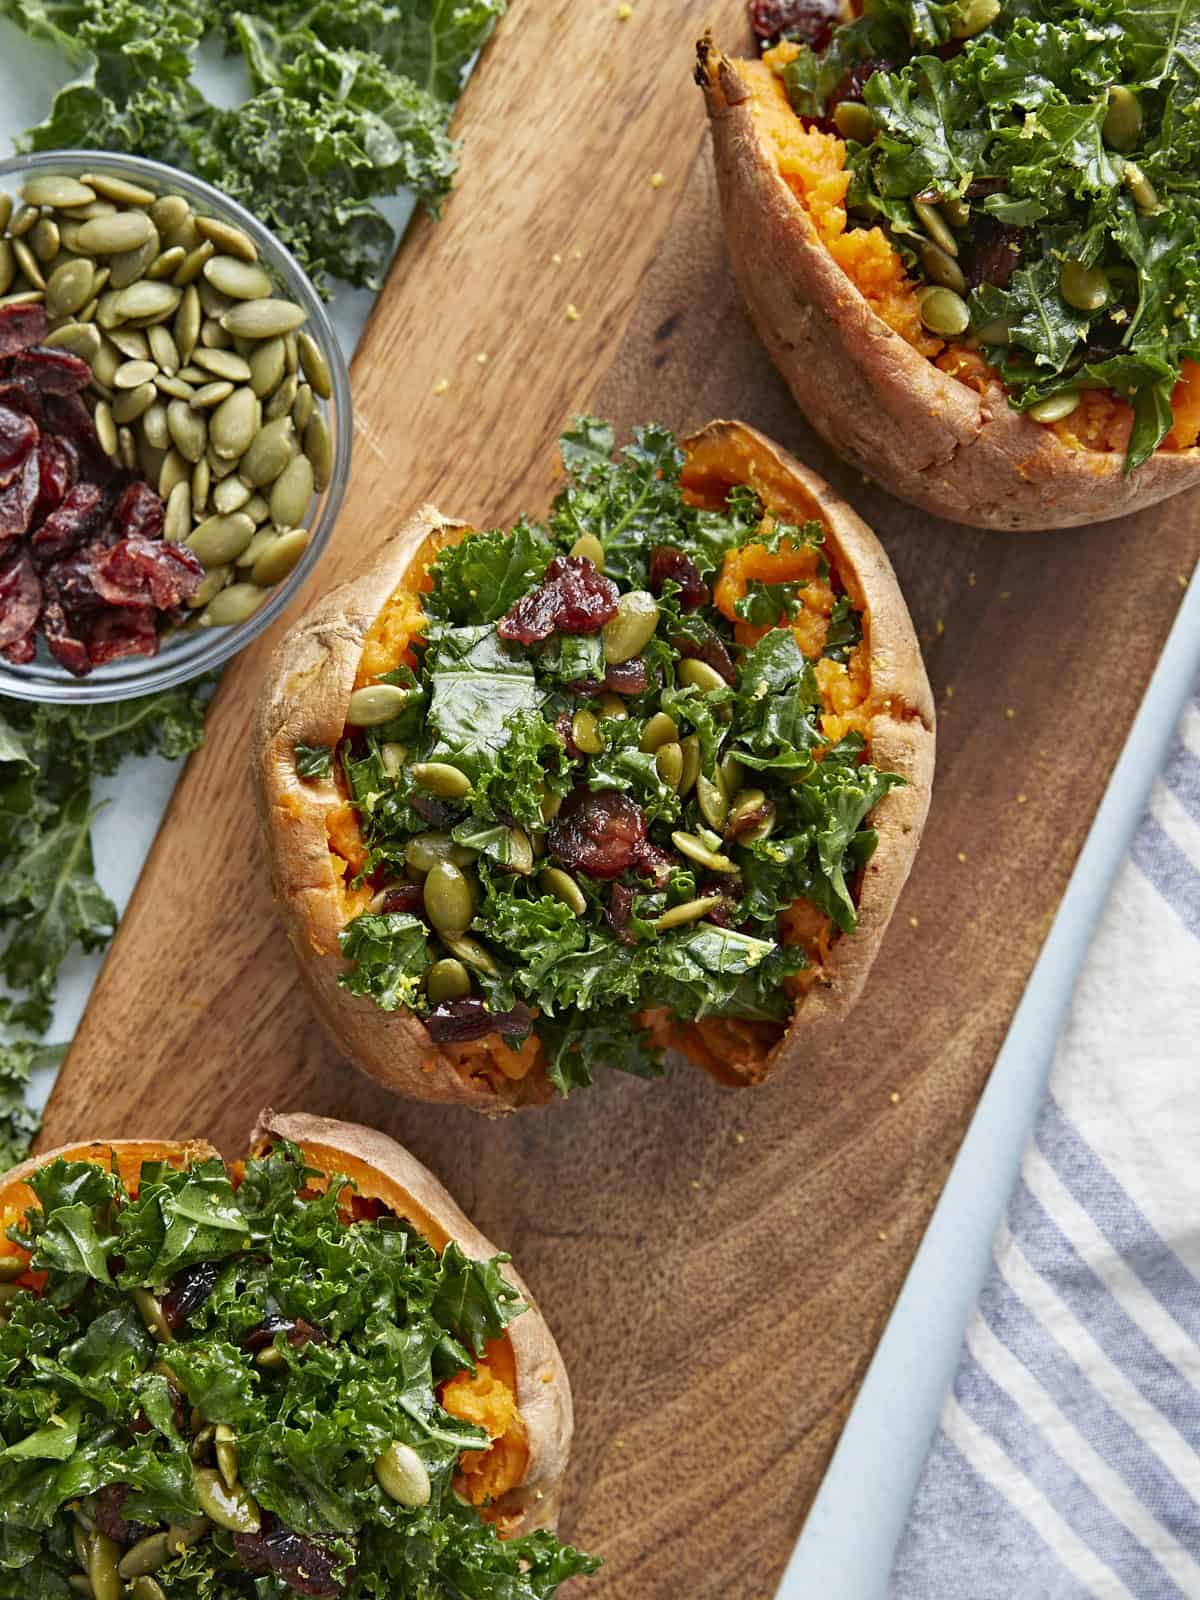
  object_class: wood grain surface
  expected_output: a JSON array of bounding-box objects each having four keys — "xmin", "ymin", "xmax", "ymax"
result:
[{"xmin": 41, "ymin": 2, "xmax": 1199, "ymax": 1595}]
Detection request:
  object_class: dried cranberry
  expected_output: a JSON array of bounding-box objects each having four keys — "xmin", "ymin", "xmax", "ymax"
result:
[
  {"xmin": 498, "ymin": 556, "xmax": 619, "ymax": 644},
  {"xmin": 86, "ymin": 607, "xmax": 159, "ymax": 667},
  {"xmin": 0, "ymin": 378, "xmax": 43, "ymax": 424},
  {"xmin": 31, "ymin": 482, "xmax": 105, "ymax": 562},
  {"xmin": 42, "ymin": 600, "xmax": 91, "ymax": 676},
  {"xmin": 109, "ymin": 480, "xmax": 165, "ymax": 543},
  {"xmin": 549, "ymin": 786, "xmax": 647, "ymax": 880},
  {"xmin": 244, "ymin": 1315, "xmax": 328, "ymax": 1354},
  {"xmin": 0, "ymin": 303, "xmax": 49, "ymax": 358},
  {"xmin": 649, "ymin": 545, "xmax": 710, "ymax": 611},
  {"xmin": 11, "ymin": 346, "xmax": 91, "ymax": 396},
  {"xmin": 0, "ymin": 449, "xmax": 40, "ymax": 539},
  {"xmin": 92, "ymin": 537, "xmax": 203, "ymax": 610},
  {"xmin": 42, "ymin": 545, "xmax": 103, "ymax": 612},
  {"xmin": 606, "ymin": 881, "xmax": 636, "ymax": 944},
  {"xmin": 411, "ymin": 790, "xmax": 459, "ymax": 828},
  {"xmin": 0, "ymin": 546, "xmax": 41, "ymax": 652},
  {"xmin": 675, "ymin": 630, "xmax": 736, "ymax": 685},
  {"xmin": 555, "ymin": 711, "xmax": 582, "ymax": 760},
  {"xmin": 162, "ymin": 1259, "xmax": 222, "ymax": 1331},
  {"xmin": 234, "ymin": 1520, "xmax": 346, "ymax": 1597},
  {"xmin": 0, "ymin": 404, "xmax": 37, "ymax": 478},
  {"xmin": 94, "ymin": 1485, "xmax": 148, "ymax": 1547},
  {"xmin": 631, "ymin": 837, "xmax": 675, "ymax": 886},
  {"xmin": 41, "ymin": 393, "xmax": 102, "ymax": 462},
  {"xmin": 380, "ymin": 883, "xmax": 426, "ymax": 917},
  {"xmin": 33, "ymin": 435, "xmax": 77, "ymax": 522},
  {"xmin": 427, "ymin": 998, "xmax": 535, "ymax": 1043},
  {"xmin": 749, "ymin": 0, "xmax": 839, "ymax": 48},
  {"xmin": 698, "ymin": 874, "xmax": 742, "ymax": 927},
  {"xmin": 604, "ymin": 656, "xmax": 648, "ymax": 695},
  {"xmin": 1, "ymin": 631, "xmax": 34, "ymax": 665},
  {"xmin": 960, "ymin": 216, "xmax": 1026, "ymax": 292}
]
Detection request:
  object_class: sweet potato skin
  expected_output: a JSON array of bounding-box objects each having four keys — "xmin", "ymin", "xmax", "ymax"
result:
[
  {"xmin": 254, "ymin": 424, "xmax": 932, "ymax": 1098},
  {"xmin": 698, "ymin": 41, "xmax": 1200, "ymax": 531},
  {"xmin": 0, "ymin": 1115, "xmax": 574, "ymax": 1539}
]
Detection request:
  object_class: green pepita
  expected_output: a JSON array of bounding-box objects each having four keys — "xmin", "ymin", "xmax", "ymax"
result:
[
  {"xmin": 426, "ymin": 958, "xmax": 472, "ymax": 1002},
  {"xmin": 672, "ymin": 830, "xmax": 739, "ymax": 875},
  {"xmin": 111, "ymin": 382, "xmax": 157, "ymax": 425},
  {"xmin": 192, "ymin": 455, "xmax": 211, "ymax": 511},
  {"xmin": 94, "ymin": 402, "xmax": 118, "ymax": 458},
  {"xmin": 692, "ymin": 773, "xmax": 725, "ymax": 828},
  {"xmin": 678, "ymin": 734, "xmax": 701, "ymax": 795},
  {"xmin": 412, "ymin": 761, "xmax": 473, "ymax": 799},
  {"xmin": 45, "ymin": 257, "xmax": 94, "ymax": 319},
  {"xmin": 187, "ymin": 513, "xmax": 256, "ymax": 566},
  {"xmin": 269, "ymin": 453, "xmax": 314, "ymax": 528},
  {"xmin": 0, "ymin": 242, "xmax": 13, "ymax": 298},
  {"xmin": 188, "ymin": 563, "xmax": 231, "ymax": 609},
  {"xmin": 251, "ymin": 527, "xmax": 309, "ymax": 587},
  {"xmin": 919, "ymin": 239, "xmax": 967, "ymax": 294},
  {"xmin": 569, "ymin": 531, "xmax": 605, "ymax": 568},
  {"xmin": 31, "ymin": 216, "xmax": 60, "ymax": 265},
  {"xmin": 832, "ymin": 101, "xmax": 874, "ymax": 143},
  {"xmin": 44, "ymin": 321, "xmax": 102, "ymax": 362},
  {"xmin": 678, "ymin": 658, "xmax": 727, "ymax": 694},
  {"xmin": 540, "ymin": 865, "xmax": 587, "ymax": 915},
  {"xmin": 656, "ymin": 740, "xmax": 684, "ymax": 790},
  {"xmin": 195, "ymin": 215, "xmax": 258, "ymax": 263},
  {"xmin": 347, "ymin": 684, "xmax": 411, "ymax": 727},
  {"xmin": 115, "ymin": 280, "xmax": 181, "ymax": 321},
  {"xmin": 949, "ymin": 0, "xmax": 999, "ymax": 36},
  {"xmin": 239, "ymin": 416, "xmax": 295, "ymax": 486},
  {"xmin": 1059, "ymin": 260, "xmax": 1109, "ymax": 313},
  {"xmin": 297, "ymin": 331, "xmax": 333, "ymax": 399},
  {"xmin": 405, "ymin": 833, "xmax": 477, "ymax": 874},
  {"xmin": 443, "ymin": 935, "xmax": 499, "ymax": 976},
  {"xmin": 8, "ymin": 203, "xmax": 37, "ymax": 237},
  {"xmin": 423, "ymin": 860, "xmax": 475, "ymax": 941},
  {"xmin": 1124, "ymin": 161, "xmax": 1158, "ymax": 213},
  {"xmin": 1027, "ymin": 390, "xmax": 1080, "ymax": 424},
  {"xmin": 87, "ymin": 1531, "xmax": 121, "ymax": 1600},
  {"xmin": 918, "ymin": 285, "xmax": 971, "ymax": 336},
  {"xmin": 167, "ymin": 400, "xmax": 208, "ymax": 462},
  {"xmin": 164, "ymin": 482, "xmax": 191, "ymax": 543},
  {"xmin": 114, "ymin": 359, "xmax": 157, "ymax": 390},
  {"xmin": 249, "ymin": 336, "xmax": 287, "ymax": 397},
  {"xmin": 653, "ymin": 895, "xmax": 725, "ymax": 932},
  {"xmin": 108, "ymin": 236, "xmax": 159, "ymax": 291},
  {"xmin": 76, "ymin": 211, "xmax": 156, "ymax": 255},
  {"xmin": 602, "ymin": 589, "xmax": 659, "ymax": 663},
  {"xmin": 130, "ymin": 1580, "xmax": 168, "ymax": 1600},
  {"xmin": 222, "ymin": 298, "xmax": 307, "ymax": 339},
  {"xmin": 193, "ymin": 1467, "xmax": 261, "ymax": 1534},
  {"xmin": 375, "ymin": 1441, "xmax": 432, "ymax": 1508},
  {"xmin": 914, "ymin": 198, "xmax": 958, "ymax": 256},
  {"xmin": 639, "ymin": 712, "xmax": 678, "ymax": 752},
  {"xmin": 571, "ymin": 708, "xmax": 604, "ymax": 754},
  {"xmin": 21, "ymin": 174, "xmax": 96, "ymax": 209},
  {"xmin": 303, "ymin": 410, "xmax": 333, "ymax": 491},
  {"xmin": 266, "ymin": 371, "xmax": 299, "ymax": 421},
  {"xmin": 292, "ymin": 382, "xmax": 315, "ymax": 433},
  {"xmin": 117, "ymin": 1533, "xmax": 172, "ymax": 1580},
  {"xmin": 198, "ymin": 581, "xmax": 266, "ymax": 627},
  {"xmin": 1103, "ymin": 86, "xmax": 1142, "ymax": 152},
  {"xmin": 13, "ymin": 239, "xmax": 45, "ymax": 291}
]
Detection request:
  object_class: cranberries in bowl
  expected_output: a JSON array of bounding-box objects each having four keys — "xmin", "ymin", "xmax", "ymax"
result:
[{"xmin": 0, "ymin": 152, "xmax": 350, "ymax": 703}]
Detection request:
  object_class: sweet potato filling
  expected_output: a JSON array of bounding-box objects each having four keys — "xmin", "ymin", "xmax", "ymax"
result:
[
  {"xmin": 442, "ymin": 1353, "xmax": 531, "ymax": 1518},
  {"xmin": 748, "ymin": 49, "xmax": 1200, "ymax": 453}
]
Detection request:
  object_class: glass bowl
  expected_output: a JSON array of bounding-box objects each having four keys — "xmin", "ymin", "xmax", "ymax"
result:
[{"xmin": 0, "ymin": 150, "xmax": 352, "ymax": 704}]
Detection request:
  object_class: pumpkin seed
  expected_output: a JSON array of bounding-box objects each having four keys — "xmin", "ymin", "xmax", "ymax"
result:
[
  {"xmin": 919, "ymin": 239, "xmax": 967, "ymax": 294},
  {"xmin": 0, "ymin": 195, "xmax": 9, "ymax": 234},
  {"xmin": 1027, "ymin": 390, "xmax": 1080, "ymax": 424},
  {"xmin": 656, "ymin": 741, "xmax": 684, "ymax": 790},
  {"xmin": 167, "ymin": 399, "xmax": 207, "ymax": 462},
  {"xmin": 198, "ymin": 581, "xmax": 265, "ymax": 627},
  {"xmin": 375, "ymin": 1441, "xmax": 432, "ymax": 1508},
  {"xmin": 292, "ymin": 382, "xmax": 315, "ymax": 433},
  {"xmin": 109, "ymin": 236, "xmax": 160, "ymax": 290},
  {"xmin": 571, "ymin": 707, "xmax": 604, "ymax": 754},
  {"xmin": 192, "ymin": 378, "xmax": 234, "ymax": 412},
  {"xmin": 239, "ymin": 416, "xmax": 294, "ymax": 486},
  {"xmin": 424, "ymin": 860, "xmax": 474, "ymax": 941},
  {"xmin": 539, "ymin": 866, "xmax": 587, "ymax": 916},
  {"xmin": 914, "ymin": 198, "xmax": 958, "ymax": 256},
  {"xmin": 156, "ymin": 374, "xmax": 196, "ymax": 401},
  {"xmin": 44, "ymin": 320, "xmax": 101, "ymax": 362},
  {"xmin": 949, "ymin": 0, "xmax": 999, "ymax": 36},
  {"xmin": 8, "ymin": 203, "xmax": 37, "ymax": 237},
  {"xmin": 148, "ymin": 194, "xmax": 188, "ymax": 233},
  {"xmin": 0, "ymin": 1257, "xmax": 24, "ymax": 1283},
  {"xmin": 602, "ymin": 589, "xmax": 659, "ymax": 663},
  {"xmin": 442, "ymin": 935, "xmax": 499, "ymax": 976},
  {"xmin": 213, "ymin": 475, "xmax": 252, "ymax": 514},
  {"xmin": 174, "ymin": 285, "xmax": 201, "ymax": 361},
  {"xmin": 95, "ymin": 288, "xmax": 125, "ymax": 330},
  {"xmin": 237, "ymin": 528, "xmax": 277, "ymax": 569},
  {"xmin": 639, "ymin": 712, "xmax": 678, "ymax": 752},
  {"xmin": 405, "ymin": 832, "xmax": 476, "ymax": 873},
  {"xmin": 296, "ymin": 330, "xmax": 333, "ymax": 399},
  {"xmin": 75, "ymin": 211, "xmax": 155, "ymax": 255},
  {"xmin": 204, "ymin": 255, "xmax": 273, "ymax": 300},
  {"xmin": 284, "ymin": 331, "xmax": 300, "ymax": 373},
  {"xmin": 833, "ymin": 101, "xmax": 874, "ymax": 143},
  {"xmin": 110, "ymin": 327, "xmax": 151, "ymax": 362},
  {"xmin": 671, "ymin": 830, "xmax": 739, "ymax": 874},
  {"xmin": 1124, "ymin": 161, "xmax": 1158, "ymax": 213},
  {"xmin": 303, "ymin": 410, "xmax": 333, "ymax": 490},
  {"xmin": 412, "ymin": 761, "xmax": 473, "ymax": 799},
  {"xmin": 244, "ymin": 493, "xmax": 271, "ymax": 524},
  {"xmin": 165, "ymin": 1517, "xmax": 209, "ymax": 1554},
  {"xmin": 173, "ymin": 243, "xmax": 216, "ymax": 296},
  {"xmin": 568, "ymin": 531, "xmax": 605, "ymax": 568},
  {"xmin": 195, "ymin": 215, "xmax": 258, "ymax": 262},
  {"xmin": 191, "ymin": 345, "xmax": 252, "ymax": 383},
  {"xmin": 72, "ymin": 1519, "xmax": 90, "ymax": 1567},
  {"xmin": 504, "ymin": 826, "xmax": 535, "ymax": 875},
  {"xmin": 426, "ymin": 958, "xmax": 472, "ymax": 1002},
  {"xmin": 147, "ymin": 245, "xmax": 186, "ymax": 282},
  {"xmin": 347, "ymin": 684, "xmax": 411, "ymax": 726},
  {"xmin": 21, "ymin": 174, "xmax": 95, "ymax": 208},
  {"xmin": 251, "ymin": 527, "xmax": 308, "ymax": 587},
  {"xmin": 114, "ymin": 359, "xmax": 158, "ymax": 390},
  {"xmin": 918, "ymin": 285, "xmax": 970, "ymax": 336},
  {"xmin": 29, "ymin": 216, "xmax": 59, "ymax": 264},
  {"xmin": 131, "ymin": 1287, "xmax": 173, "ymax": 1343},
  {"xmin": 1103, "ymin": 86, "xmax": 1141, "ymax": 152},
  {"xmin": 266, "ymin": 371, "xmax": 299, "ymax": 421},
  {"xmin": 222, "ymin": 298, "xmax": 306, "ymax": 339},
  {"xmin": 249, "ymin": 336, "xmax": 287, "ymax": 397},
  {"xmin": 192, "ymin": 455, "xmax": 212, "ymax": 511},
  {"xmin": 87, "ymin": 1533, "xmax": 121, "ymax": 1600},
  {"xmin": 0, "ymin": 242, "xmax": 13, "ymax": 297},
  {"xmin": 193, "ymin": 1467, "xmax": 261, "ymax": 1534},
  {"xmin": 117, "ymin": 1534, "xmax": 172, "ymax": 1580},
  {"xmin": 94, "ymin": 401, "xmax": 118, "ymax": 457},
  {"xmin": 941, "ymin": 193, "xmax": 971, "ymax": 228},
  {"xmin": 13, "ymin": 239, "xmax": 45, "ymax": 291},
  {"xmin": 653, "ymin": 895, "xmax": 725, "ymax": 932},
  {"xmin": 0, "ymin": 290, "xmax": 45, "ymax": 308},
  {"xmin": 678, "ymin": 658, "xmax": 727, "ymax": 694},
  {"xmin": 678, "ymin": 734, "xmax": 701, "ymax": 795},
  {"xmin": 115, "ymin": 280, "xmax": 181, "ymax": 321},
  {"xmin": 1059, "ymin": 260, "xmax": 1109, "ymax": 312},
  {"xmin": 214, "ymin": 1424, "xmax": 238, "ymax": 1491},
  {"xmin": 269, "ymin": 453, "xmax": 314, "ymax": 528},
  {"xmin": 44, "ymin": 259, "xmax": 93, "ymax": 324},
  {"xmin": 188, "ymin": 512, "xmax": 256, "ymax": 566},
  {"xmin": 112, "ymin": 382, "xmax": 157, "ymax": 424},
  {"xmin": 164, "ymin": 481, "xmax": 192, "ymax": 542},
  {"xmin": 188, "ymin": 564, "xmax": 231, "ymax": 608},
  {"xmin": 164, "ymin": 213, "xmax": 201, "ymax": 254},
  {"xmin": 696, "ymin": 773, "xmax": 730, "ymax": 829},
  {"xmin": 975, "ymin": 317, "xmax": 1011, "ymax": 345},
  {"xmin": 157, "ymin": 449, "xmax": 189, "ymax": 498},
  {"xmin": 131, "ymin": 1580, "xmax": 168, "ymax": 1600}
]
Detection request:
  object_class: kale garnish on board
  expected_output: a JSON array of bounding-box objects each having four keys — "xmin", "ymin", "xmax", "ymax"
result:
[
  {"xmin": 0, "ymin": 1141, "xmax": 597, "ymax": 1597},
  {"xmin": 775, "ymin": 0, "xmax": 1200, "ymax": 468},
  {"xmin": 326, "ymin": 422, "xmax": 902, "ymax": 1094}
]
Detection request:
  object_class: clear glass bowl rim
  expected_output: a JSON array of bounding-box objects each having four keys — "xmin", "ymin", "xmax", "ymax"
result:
[{"xmin": 0, "ymin": 148, "xmax": 353, "ymax": 705}]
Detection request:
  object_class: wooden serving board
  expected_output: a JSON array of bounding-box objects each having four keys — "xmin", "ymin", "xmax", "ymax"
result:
[{"xmin": 41, "ymin": 2, "xmax": 1199, "ymax": 1594}]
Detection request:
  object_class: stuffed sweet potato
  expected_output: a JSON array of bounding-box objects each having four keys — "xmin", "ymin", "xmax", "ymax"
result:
[
  {"xmin": 699, "ymin": 2, "xmax": 1200, "ymax": 529},
  {"xmin": 254, "ymin": 418, "xmax": 934, "ymax": 1109},
  {"xmin": 0, "ymin": 1110, "xmax": 592, "ymax": 1597}
]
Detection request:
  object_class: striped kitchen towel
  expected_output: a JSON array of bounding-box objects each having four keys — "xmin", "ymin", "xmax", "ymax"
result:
[{"xmin": 891, "ymin": 689, "xmax": 1200, "ymax": 1600}]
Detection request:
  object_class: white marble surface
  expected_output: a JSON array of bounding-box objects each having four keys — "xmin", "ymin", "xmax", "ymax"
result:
[{"xmin": 3, "ymin": 25, "xmax": 1198, "ymax": 1594}]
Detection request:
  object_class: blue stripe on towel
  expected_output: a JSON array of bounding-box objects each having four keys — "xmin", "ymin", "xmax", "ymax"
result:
[
  {"xmin": 1164, "ymin": 738, "xmax": 1200, "ymax": 823},
  {"xmin": 891, "ymin": 1429, "xmax": 1099, "ymax": 1600},
  {"xmin": 1035, "ymin": 1100, "xmax": 1200, "ymax": 1347},
  {"xmin": 953, "ymin": 1354, "xmax": 1188, "ymax": 1600},
  {"xmin": 1130, "ymin": 817, "xmax": 1200, "ymax": 938},
  {"xmin": 977, "ymin": 1268, "xmax": 1200, "ymax": 1544},
  {"xmin": 1009, "ymin": 1179, "xmax": 1200, "ymax": 1447}
]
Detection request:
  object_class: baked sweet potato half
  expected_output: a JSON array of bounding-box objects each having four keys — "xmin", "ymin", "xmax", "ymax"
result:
[
  {"xmin": 0, "ymin": 1111, "xmax": 592, "ymax": 1595},
  {"xmin": 698, "ymin": 7, "xmax": 1200, "ymax": 530},
  {"xmin": 254, "ymin": 418, "xmax": 934, "ymax": 1109}
]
